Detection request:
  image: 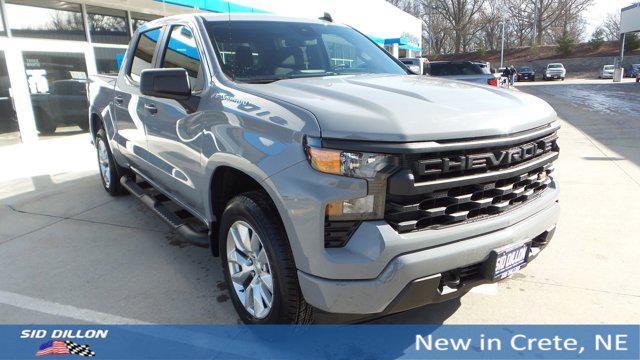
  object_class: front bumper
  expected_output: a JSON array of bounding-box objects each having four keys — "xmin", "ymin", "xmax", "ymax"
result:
[{"xmin": 296, "ymin": 189, "xmax": 559, "ymax": 314}]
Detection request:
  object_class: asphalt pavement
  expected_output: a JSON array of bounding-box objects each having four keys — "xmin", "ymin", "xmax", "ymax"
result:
[{"xmin": 1, "ymin": 79, "xmax": 638, "ymax": 324}]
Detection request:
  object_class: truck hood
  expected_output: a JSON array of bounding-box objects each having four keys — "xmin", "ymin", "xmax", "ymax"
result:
[{"xmin": 238, "ymin": 74, "xmax": 557, "ymax": 142}]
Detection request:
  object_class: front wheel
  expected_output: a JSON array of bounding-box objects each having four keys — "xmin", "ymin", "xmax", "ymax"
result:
[
  {"xmin": 220, "ymin": 191, "xmax": 313, "ymax": 324},
  {"xmin": 95, "ymin": 128, "xmax": 126, "ymax": 196}
]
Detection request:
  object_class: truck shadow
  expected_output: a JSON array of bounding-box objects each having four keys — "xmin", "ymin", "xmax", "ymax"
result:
[{"xmin": 314, "ymin": 298, "xmax": 461, "ymax": 324}]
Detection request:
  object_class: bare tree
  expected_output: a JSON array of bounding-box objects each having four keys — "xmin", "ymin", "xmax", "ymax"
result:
[
  {"xmin": 478, "ymin": 0, "xmax": 502, "ymax": 50},
  {"xmin": 601, "ymin": 12, "xmax": 620, "ymax": 41},
  {"xmin": 506, "ymin": 0, "xmax": 591, "ymax": 46},
  {"xmin": 430, "ymin": 0, "xmax": 486, "ymax": 53}
]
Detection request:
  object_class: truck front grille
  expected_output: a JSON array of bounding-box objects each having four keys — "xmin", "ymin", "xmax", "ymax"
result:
[
  {"xmin": 386, "ymin": 165, "xmax": 554, "ymax": 233},
  {"xmin": 385, "ymin": 129, "xmax": 559, "ymax": 233}
]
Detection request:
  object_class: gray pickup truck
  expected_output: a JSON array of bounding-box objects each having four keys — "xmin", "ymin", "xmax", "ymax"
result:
[{"xmin": 89, "ymin": 13, "xmax": 560, "ymax": 324}]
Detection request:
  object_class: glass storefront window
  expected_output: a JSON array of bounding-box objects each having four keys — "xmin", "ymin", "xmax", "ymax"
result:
[
  {"xmin": 0, "ymin": 52, "xmax": 20, "ymax": 146},
  {"xmin": 23, "ymin": 52, "xmax": 89, "ymax": 136},
  {"xmin": 94, "ymin": 47, "xmax": 126, "ymax": 76},
  {"xmin": 87, "ymin": 5, "xmax": 129, "ymax": 44},
  {"xmin": 131, "ymin": 12, "xmax": 161, "ymax": 33},
  {"xmin": 5, "ymin": 0, "xmax": 85, "ymax": 41}
]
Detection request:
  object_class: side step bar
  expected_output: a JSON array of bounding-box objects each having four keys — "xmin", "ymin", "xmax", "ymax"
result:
[{"xmin": 120, "ymin": 176, "xmax": 210, "ymax": 248}]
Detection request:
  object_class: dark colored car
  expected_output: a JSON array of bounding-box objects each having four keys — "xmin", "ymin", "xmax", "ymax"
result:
[
  {"xmin": 517, "ymin": 66, "xmax": 535, "ymax": 81},
  {"xmin": 427, "ymin": 61, "xmax": 499, "ymax": 86},
  {"xmin": 624, "ymin": 64, "xmax": 640, "ymax": 78},
  {"xmin": 31, "ymin": 79, "xmax": 89, "ymax": 134}
]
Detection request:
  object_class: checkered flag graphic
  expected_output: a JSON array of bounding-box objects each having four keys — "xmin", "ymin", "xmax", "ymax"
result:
[{"xmin": 65, "ymin": 341, "xmax": 96, "ymax": 357}]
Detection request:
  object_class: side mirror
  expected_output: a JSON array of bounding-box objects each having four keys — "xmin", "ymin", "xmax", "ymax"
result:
[{"xmin": 140, "ymin": 68, "xmax": 191, "ymax": 100}]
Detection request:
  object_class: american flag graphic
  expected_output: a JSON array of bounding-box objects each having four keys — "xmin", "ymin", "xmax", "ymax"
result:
[{"xmin": 36, "ymin": 340, "xmax": 96, "ymax": 357}]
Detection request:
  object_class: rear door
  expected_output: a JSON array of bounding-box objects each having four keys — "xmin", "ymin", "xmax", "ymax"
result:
[
  {"xmin": 143, "ymin": 23, "xmax": 208, "ymax": 214},
  {"xmin": 113, "ymin": 26, "xmax": 164, "ymax": 175}
]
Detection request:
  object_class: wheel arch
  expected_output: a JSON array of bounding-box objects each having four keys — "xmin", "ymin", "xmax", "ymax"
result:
[{"xmin": 205, "ymin": 158, "xmax": 290, "ymax": 257}]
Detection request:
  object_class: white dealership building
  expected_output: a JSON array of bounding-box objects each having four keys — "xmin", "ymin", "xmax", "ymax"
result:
[{"xmin": 0, "ymin": 0, "xmax": 422, "ymax": 145}]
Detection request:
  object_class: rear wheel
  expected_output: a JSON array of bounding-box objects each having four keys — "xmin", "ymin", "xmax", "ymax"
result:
[
  {"xmin": 35, "ymin": 108, "xmax": 56, "ymax": 135},
  {"xmin": 95, "ymin": 128, "xmax": 126, "ymax": 196},
  {"xmin": 220, "ymin": 191, "xmax": 313, "ymax": 324}
]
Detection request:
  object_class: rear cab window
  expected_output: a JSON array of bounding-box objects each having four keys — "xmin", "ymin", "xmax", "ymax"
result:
[{"xmin": 129, "ymin": 27, "xmax": 163, "ymax": 82}]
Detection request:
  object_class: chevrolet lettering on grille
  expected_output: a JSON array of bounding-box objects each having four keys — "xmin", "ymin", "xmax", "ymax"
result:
[{"xmin": 416, "ymin": 135, "xmax": 558, "ymax": 176}]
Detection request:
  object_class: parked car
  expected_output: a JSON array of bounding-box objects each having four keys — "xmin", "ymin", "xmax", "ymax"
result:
[
  {"xmin": 542, "ymin": 63, "xmax": 566, "ymax": 80},
  {"xmin": 31, "ymin": 79, "xmax": 89, "ymax": 134},
  {"xmin": 427, "ymin": 61, "xmax": 500, "ymax": 86},
  {"xmin": 399, "ymin": 57, "xmax": 426, "ymax": 75},
  {"xmin": 89, "ymin": 13, "xmax": 560, "ymax": 324},
  {"xmin": 599, "ymin": 65, "xmax": 615, "ymax": 79},
  {"xmin": 517, "ymin": 66, "xmax": 535, "ymax": 81},
  {"xmin": 623, "ymin": 64, "xmax": 640, "ymax": 77}
]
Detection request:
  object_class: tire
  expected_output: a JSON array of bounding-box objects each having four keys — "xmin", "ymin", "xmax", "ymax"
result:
[
  {"xmin": 35, "ymin": 108, "xmax": 56, "ymax": 135},
  {"xmin": 95, "ymin": 128, "xmax": 127, "ymax": 196},
  {"xmin": 219, "ymin": 191, "xmax": 313, "ymax": 324},
  {"xmin": 78, "ymin": 120, "xmax": 90, "ymax": 132}
]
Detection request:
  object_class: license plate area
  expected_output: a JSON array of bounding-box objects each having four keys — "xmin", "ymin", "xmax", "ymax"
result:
[{"xmin": 490, "ymin": 242, "xmax": 530, "ymax": 280}]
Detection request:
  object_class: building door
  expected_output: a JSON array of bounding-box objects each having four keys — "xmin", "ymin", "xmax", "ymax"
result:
[
  {"xmin": 0, "ymin": 51, "xmax": 20, "ymax": 146},
  {"xmin": 22, "ymin": 51, "xmax": 89, "ymax": 137}
]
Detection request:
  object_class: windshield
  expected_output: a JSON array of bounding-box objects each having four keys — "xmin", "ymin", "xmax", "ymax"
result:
[
  {"xmin": 548, "ymin": 64, "xmax": 563, "ymax": 69},
  {"xmin": 204, "ymin": 21, "xmax": 406, "ymax": 83},
  {"xmin": 518, "ymin": 67, "xmax": 532, "ymax": 72},
  {"xmin": 429, "ymin": 62, "xmax": 490, "ymax": 76},
  {"xmin": 604, "ymin": 65, "xmax": 614, "ymax": 70}
]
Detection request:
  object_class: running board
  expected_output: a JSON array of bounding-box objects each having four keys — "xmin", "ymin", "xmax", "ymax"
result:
[{"xmin": 120, "ymin": 175, "xmax": 210, "ymax": 248}]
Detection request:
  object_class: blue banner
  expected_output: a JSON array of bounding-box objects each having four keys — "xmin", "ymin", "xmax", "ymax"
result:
[{"xmin": 1, "ymin": 325, "xmax": 638, "ymax": 359}]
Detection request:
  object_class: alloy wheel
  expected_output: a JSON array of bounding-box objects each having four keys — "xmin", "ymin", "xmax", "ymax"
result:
[
  {"xmin": 226, "ymin": 220, "xmax": 274, "ymax": 319},
  {"xmin": 97, "ymin": 138, "xmax": 111, "ymax": 188}
]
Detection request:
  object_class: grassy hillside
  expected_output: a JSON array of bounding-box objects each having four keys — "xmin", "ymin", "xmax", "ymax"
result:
[{"xmin": 429, "ymin": 41, "xmax": 640, "ymax": 65}]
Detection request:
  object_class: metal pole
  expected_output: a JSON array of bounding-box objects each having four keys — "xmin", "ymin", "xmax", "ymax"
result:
[
  {"xmin": 620, "ymin": 32, "xmax": 626, "ymax": 65},
  {"xmin": 500, "ymin": 15, "xmax": 506, "ymax": 68}
]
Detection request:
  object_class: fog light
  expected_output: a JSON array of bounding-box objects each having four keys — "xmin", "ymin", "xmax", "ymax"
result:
[{"xmin": 326, "ymin": 195, "xmax": 375, "ymax": 218}]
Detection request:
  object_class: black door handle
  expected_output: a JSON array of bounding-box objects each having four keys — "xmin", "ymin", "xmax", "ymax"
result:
[
  {"xmin": 114, "ymin": 95, "xmax": 124, "ymax": 104},
  {"xmin": 144, "ymin": 103, "xmax": 158, "ymax": 115}
]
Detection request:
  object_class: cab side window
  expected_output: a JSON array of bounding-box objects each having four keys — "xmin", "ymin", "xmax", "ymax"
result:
[
  {"xmin": 129, "ymin": 28, "xmax": 162, "ymax": 82},
  {"xmin": 161, "ymin": 25, "xmax": 204, "ymax": 92}
]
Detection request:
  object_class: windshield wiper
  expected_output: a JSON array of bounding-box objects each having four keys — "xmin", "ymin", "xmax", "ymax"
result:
[
  {"xmin": 240, "ymin": 72, "xmax": 341, "ymax": 84},
  {"xmin": 241, "ymin": 78, "xmax": 280, "ymax": 84}
]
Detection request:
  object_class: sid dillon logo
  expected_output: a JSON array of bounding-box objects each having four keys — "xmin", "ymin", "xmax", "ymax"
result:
[{"xmin": 21, "ymin": 329, "xmax": 107, "ymax": 357}]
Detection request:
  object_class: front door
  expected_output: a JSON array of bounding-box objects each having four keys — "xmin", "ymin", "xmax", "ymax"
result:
[
  {"xmin": 113, "ymin": 26, "xmax": 163, "ymax": 176},
  {"xmin": 144, "ymin": 24, "xmax": 207, "ymax": 214}
]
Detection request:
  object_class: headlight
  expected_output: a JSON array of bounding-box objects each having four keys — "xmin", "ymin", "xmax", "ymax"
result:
[
  {"xmin": 304, "ymin": 137, "xmax": 399, "ymax": 220},
  {"xmin": 305, "ymin": 142, "xmax": 395, "ymax": 179},
  {"xmin": 306, "ymin": 146, "xmax": 390, "ymax": 179}
]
